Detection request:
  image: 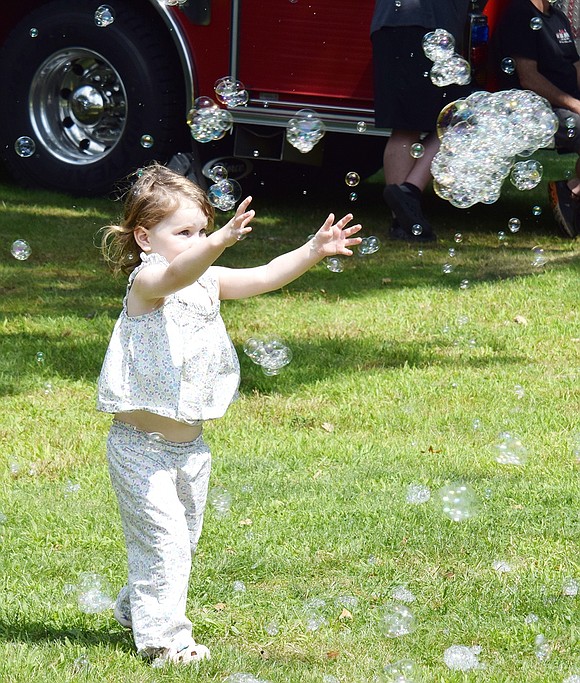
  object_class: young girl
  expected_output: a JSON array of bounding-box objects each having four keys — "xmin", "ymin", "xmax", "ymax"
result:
[{"xmin": 97, "ymin": 163, "xmax": 362, "ymax": 666}]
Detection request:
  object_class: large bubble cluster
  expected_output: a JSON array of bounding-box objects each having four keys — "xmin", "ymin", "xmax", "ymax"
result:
[
  {"xmin": 286, "ymin": 109, "xmax": 325, "ymax": 153},
  {"xmin": 431, "ymin": 90, "xmax": 558, "ymax": 208},
  {"xmin": 187, "ymin": 96, "xmax": 233, "ymax": 143},
  {"xmin": 422, "ymin": 29, "xmax": 471, "ymax": 87},
  {"xmin": 214, "ymin": 76, "xmax": 249, "ymax": 108},
  {"xmin": 243, "ymin": 337, "xmax": 293, "ymax": 375}
]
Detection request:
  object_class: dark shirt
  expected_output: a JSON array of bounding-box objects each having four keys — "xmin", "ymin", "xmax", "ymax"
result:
[
  {"xmin": 370, "ymin": 0, "xmax": 470, "ymax": 43},
  {"xmin": 493, "ymin": 0, "xmax": 580, "ymax": 98}
]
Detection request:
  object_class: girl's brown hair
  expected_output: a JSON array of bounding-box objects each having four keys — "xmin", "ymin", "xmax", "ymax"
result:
[{"xmin": 100, "ymin": 162, "xmax": 215, "ymax": 276}]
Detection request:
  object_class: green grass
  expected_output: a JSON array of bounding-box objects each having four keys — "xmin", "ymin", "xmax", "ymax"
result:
[{"xmin": 0, "ymin": 151, "xmax": 579, "ymax": 682}]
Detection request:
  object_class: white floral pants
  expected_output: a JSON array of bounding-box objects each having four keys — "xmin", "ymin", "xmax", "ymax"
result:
[{"xmin": 107, "ymin": 420, "xmax": 211, "ymax": 653}]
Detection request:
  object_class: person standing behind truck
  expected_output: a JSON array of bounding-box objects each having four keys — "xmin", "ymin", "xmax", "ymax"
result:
[{"xmin": 371, "ymin": 0, "xmax": 472, "ymax": 242}]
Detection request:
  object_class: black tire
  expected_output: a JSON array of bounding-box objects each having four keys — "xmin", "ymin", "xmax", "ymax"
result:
[{"xmin": 0, "ymin": 0, "xmax": 189, "ymax": 195}]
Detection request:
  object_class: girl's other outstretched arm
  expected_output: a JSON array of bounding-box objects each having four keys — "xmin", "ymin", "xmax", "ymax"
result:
[{"xmin": 216, "ymin": 213, "xmax": 362, "ymax": 300}]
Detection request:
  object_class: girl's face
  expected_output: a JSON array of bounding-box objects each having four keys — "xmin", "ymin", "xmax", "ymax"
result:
[{"xmin": 135, "ymin": 200, "xmax": 209, "ymax": 262}]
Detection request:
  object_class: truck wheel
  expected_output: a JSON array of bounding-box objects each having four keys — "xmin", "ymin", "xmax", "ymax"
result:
[{"xmin": 0, "ymin": 0, "xmax": 188, "ymax": 195}]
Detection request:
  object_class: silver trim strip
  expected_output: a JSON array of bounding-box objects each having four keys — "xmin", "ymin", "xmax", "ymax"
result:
[
  {"xmin": 148, "ymin": 0, "xmax": 195, "ymax": 108},
  {"xmin": 230, "ymin": 0, "xmax": 240, "ymax": 77}
]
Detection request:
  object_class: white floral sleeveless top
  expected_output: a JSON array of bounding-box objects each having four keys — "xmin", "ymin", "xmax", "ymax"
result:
[{"xmin": 97, "ymin": 253, "xmax": 240, "ymax": 424}]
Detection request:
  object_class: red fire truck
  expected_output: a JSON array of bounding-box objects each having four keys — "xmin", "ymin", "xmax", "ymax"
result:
[{"xmin": 0, "ymin": 0, "xmax": 565, "ymax": 196}]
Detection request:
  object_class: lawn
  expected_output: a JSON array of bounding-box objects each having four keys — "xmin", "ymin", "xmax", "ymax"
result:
[{"xmin": 0, "ymin": 150, "xmax": 579, "ymax": 683}]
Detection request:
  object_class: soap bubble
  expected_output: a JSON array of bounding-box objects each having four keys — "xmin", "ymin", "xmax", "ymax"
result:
[
  {"xmin": 459, "ymin": 279, "xmax": 469, "ymax": 289},
  {"xmin": 492, "ymin": 560, "xmax": 512, "ymax": 573},
  {"xmin": 209, "ymin": 486, "xmax": 232, "ymax": 517},
  {"xmin": 508, "ymin": 217, "xmax": 521, "ymax": 233},
  {"xmin": 286, "ymin": 109, "xmax": 325, "ymax": 153},
  {"xmin": 76, "ymin": 572, "xmax": 114, "ymax": 613},
  {"xmin": 208, "ymin": 178, "xmax": 242, "ymax": 211},
  {"xmin": 411, "ymin": 224, "xmax": 423, "ymax": 236},
  {"xmin": 207, "ymin": 164, "xmax": 228, "ymax": 182},
  {"xmin": 443, "ymin": 645, "xmax": 482, "ymax": 671},
  {"xmin": 72, "ymin": 655, "xmax": 90, "ymax": 673},
  {"xmin": 532, "ymin": 205, "xmax": 542, "ymax": 216},
  {"xmin": 35, "ymin": 351, "xmax": 45, "ymax": 365},
  {"xmin": 410, "ymin": 142, "xmax": 425, "ymax": 159},
  {"xmin": 454, "ymin": 232, "xmax": 463, "ymax": 243},
  {"xmin": 494, "ymin": 431, "xmax": 527, "ymax": 465},
  {"xmin": 345, "ymin": 171, "xmax": 360, "ymax": 187},
  {"xmin": 243, "ymin": 336, "xmax": 293, "ymax": 375},
  {"xmin": 265, "ymin": 620, "xmax": 280, "ymax": 636},
  {"xmin": 358, "ymin": 236, "xmax": 380, "ymax": 255},
  {"xmin": 448, "ymin": 247, "xmax": 456, "ymax": 258},
  {"xmin": 501, "ymin": 57, "xmax": 516, "ymax": 74},
  {"xmin": 525, "ymin": 613, "xmax": 539, "ymax": 624},
  {"xmin": 534, "ymin": 633, "xmax": 551, "ymax": 660},
  {"xmin": 430, "ymin": 54, "xmax": 471, "ymax": 87},
  {"xmin": 383, "ymin": 659, "xmax": 420, "ymax": 682},
  {"xmin": 11, "ymin": 239, "xmax": 32, "ymax": 260},
  {"xmin": 94, "ymin": 5, "xmax": 115, "ymax": 27},
  {"xmin": 187, "ymin": 96, "xmax": 233, "ymax": 143},
  {"xmin": 349, "ymin": 192, "xmax": 358, "ymax": 202},
  {"xmin": 514, "ymin": 384, "xmax": 525, "ymax": 399},
  {"xmin": 29, "ymin": 28, "xmax": 38, "ymax": 38},
  {"xmin": 510, "ymin": 159, "xmax": 542, "ymax": 190},
  {"xmin": 356, "ymin": 121, "xmax": 367, "ymax": 132},
  {"xmin": 214, "ymin": 76, "xmax": 249, "ymax": 108},
  {"xmin": 498, "ymin": 230, "xmax": 507, "ymax": 241},
  {"xmin": 406, "ymin": 483, "xmax": 431, "ymax": 504},
  {"xmin": 377, "ymin": 603, "xmax": 416, "ymax": 637},
  {"xmin": 530, "ymin": 17, "xmax": 543, "ymax": 30},
  {"xmin": 391, "ymin": 585, "xmax": 416, "ymax": 603},
  {"xmin": 571, "ymin": 432, "xmax": 580, "ymax": 462},
  {"xmin": 531, "ymin": 246, "xmax": 547, "ymax": 267},
  {"xmin": 233, "ymin": 580, "xmax": 246, "ymax": 593},
  {"xmin": 14, "ymin": 136, "xmax": 36, "ymax": 158},
  {"xmin": 422, "ymin": 29, "xmax": 455, "ymax": 63},
  {"xmin": 563, "ymin": 677, "xmax": 580, "ymax": 683},
  {"xmin": 140, "ymin": 134, "xmax": 154, "ymax": 149},
  {"xmin": 437, "ymin": 482, "xmax": 479, "ymax": 521},
  {"xmin": 563, "ymin": 576, "xmax": 579, "ymax": 597},
  {"xmin": 442, "ymin": 263, "xmax": 453, "ymax": 274},
  {"xmin": 432, "ymin": 90, "xmax": 558, "ymax": 209},
  {"xmin": 326, "ymin": 256, "xmax": 344, "ymax": 273}
]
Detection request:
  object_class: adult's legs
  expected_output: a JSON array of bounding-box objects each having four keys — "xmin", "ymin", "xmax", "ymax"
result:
[{"xmin": 383, "ymin": 130, "xmax": 439, "ymax": 191}]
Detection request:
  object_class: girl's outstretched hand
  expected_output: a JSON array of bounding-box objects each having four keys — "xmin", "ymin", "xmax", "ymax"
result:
[
  {"xmin": 310, "ymin": 213, "xmax": 362, "ymax": 257},
  {"xmin": 221, "ymin": 196, "xmax": 255, "ymax": 246}
]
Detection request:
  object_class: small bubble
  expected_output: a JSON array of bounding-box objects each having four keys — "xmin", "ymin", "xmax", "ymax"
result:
[
  {"xmin": 326, "ymin": 257, "xmax": 343, "ymax": 272},
  {"xmin": 492, "ymin": 560, "xmax": 512, "ymax": 573},
  {"xmin": 411, "ymin": 224, "xmax": 423, "ymax": 236},
  {"xmin": 14, "ymin": 136, "xmax": 36, "ymax": 158},
  {"xmin": 356, "ymin": 121, "xmax": 367, "ymax": 133},
  {"xmin": 437, "ymin": 482, "xmax": 479, "ymax": 522},
  {"xmin": 94, "ymin": 5, "xmax": 115, "ymax": 27},
  {"xmin": 29, "ymin": 27, "xmax": 38, "ymax": 38},
  {"xmin": 498, "ymin": 230, "xmax": 507, "ymax": 241},
  {"xmin": 349, "ymin": 192, "xmax": 358, "ymax": 202},
  {"xmin": 265, "ymin": 620, "xmax": 280, "ymax": 636},
  {"xmin": 378, "ymin": 603, "xmax": 416, "ymax": 637},
  {"xmin": 501, "ymin": 57, "xmax": 516, "ymax": 74},
  {"xmin": 472, "ymin": 418, "xmax": 481, "ymax": 430},
  {"xmin": 442, "ymin": 263, "xmax": 453, "ymax": 274},
  {"xmin": 532, "ymin": 205, "xmax": 542, "ymax": 216},
  {"xmin": 508, "ymin": 217, "xmax": 521, "ymax": 233},
  {"xmin": 233, "ymin": 580, "xmax": 246, "ymax": 593},
  {"xmin": 563, "ymin": 577, "xmax": 579, "ymax": 597},
  {"xmin": 530, "ymin": 16, "xmax": 543, "ymax": 30},
  {"xmin": 514, "ymin": 384, "xmax": 525, "ymax": 399},
  {"xmin": 35, "ymin": 352, "xmax": 45, "ymax": 365},
  {"xmin": 345, "ymin": 171, "xmax": 360, "ymax": 187},
  {"xmin": 459, "ymin": 279, "xmax": 469, "ymax": 290},
  {"xmin": 454, "ymin": 232, "xmax": 463, "ymax": 243},
  {"xmin": 11, "ymin": 239, "xmax": 32, "ymax": 260},
  {"xmin": 140, "ymin": 134, "xmax": 154, "ymax": 149},
  {"xmin": 525, "ymin": 613, "xmax": 539, "ymax": 625},
  {"xmin": 391, "ymin": 585, "xmax": 416, "ymax": 603},
  {"xmin": 406, "ymin": 483, "xmax": 431, "ymax": 505},
  {"xmin": 448, "ymin": 247, "xmax": 456, "ymax": 258},
  {"xmin": 534, "ymin": 633, "xmax": 551, "ymax": 661},
  {"xmin": 410, "ymin": 142, "xmax": 425, "ymax": 159}
]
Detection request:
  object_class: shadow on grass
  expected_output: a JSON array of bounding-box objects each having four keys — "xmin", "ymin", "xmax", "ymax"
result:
[
  {"xmin": 0, "ymin": 617, "xmax": 131, "ymax": 650},
  {"xmin": 0, "ymin": 324, "xmax": 526, "ymax": 399}
]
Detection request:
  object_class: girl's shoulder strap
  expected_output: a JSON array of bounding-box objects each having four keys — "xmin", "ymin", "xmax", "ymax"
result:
[{"xmin": 127, "ymin": 252, "xmax": 169, "ymax": 288}]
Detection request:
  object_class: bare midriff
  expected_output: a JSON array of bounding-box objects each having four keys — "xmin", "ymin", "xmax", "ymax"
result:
[{"xmin": 115, "ymin": 410, "xmax": 203, "ymax": 443}]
